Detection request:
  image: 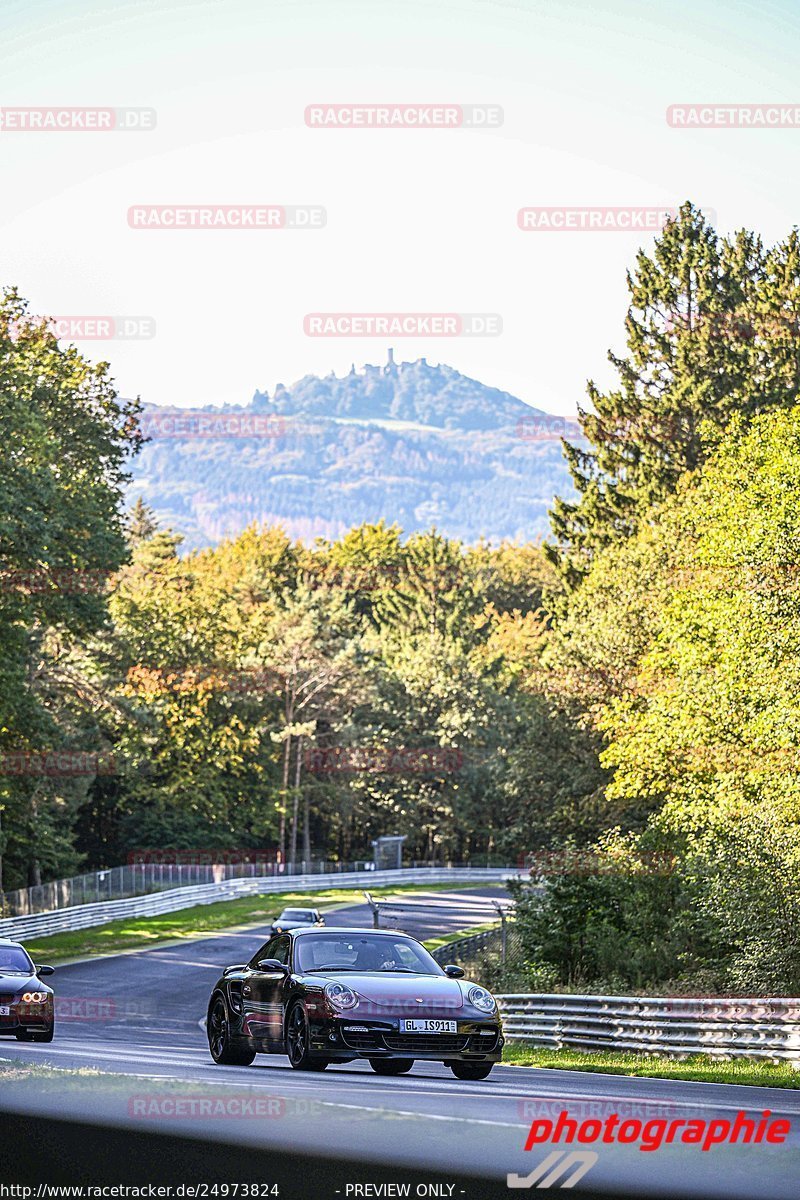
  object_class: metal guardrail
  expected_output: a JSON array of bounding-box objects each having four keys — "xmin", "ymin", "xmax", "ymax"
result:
[
  {"xmin": 1, "ymin": 857, "xmax": 460, "ymax": 917},
  {"xmin": 432, "ymin": 926, "xmax": 502, "ymax": 964},
  {"xmin": 0, "ymin": 867, "xmax": 522, "ymax": 943},
  {"xmin": 496, "ymin": 993, "xmax": 800, "ymax": 1061}
]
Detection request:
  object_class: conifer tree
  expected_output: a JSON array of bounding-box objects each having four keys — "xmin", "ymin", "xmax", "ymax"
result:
[{"xmin": 549, "ymin": 202, "xmax": 800, "ymax": 584}]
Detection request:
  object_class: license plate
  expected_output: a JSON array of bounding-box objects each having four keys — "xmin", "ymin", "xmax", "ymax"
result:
[
  {"xmin": 400, "ymin": 1019, "xmax": 457, "ymax": 1033},
  {"xmin": 0, "ymin": 1007, "xmax": 9, "ymax": 1016}
]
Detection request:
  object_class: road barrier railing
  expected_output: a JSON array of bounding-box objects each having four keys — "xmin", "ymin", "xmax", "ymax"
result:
[
  {"xmin": 0, "ymin": 867, "xmax": 523, "ymax": 942},
  {"xmin": 2, "ymin": 857, "xmax": 488, "ymax": 917},
  {"xmin": 432, "ymin": 926, "xmax": 502, "ymax": 964},
  {"xmin": 496, "ymin": 993, "xmax": 800, "ymax": 1061}
]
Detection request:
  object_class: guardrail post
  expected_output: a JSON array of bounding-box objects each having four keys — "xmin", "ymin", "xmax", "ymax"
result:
[{"xmin": 363, "ymin": 891, "xmax": 381, "ymax": 927}]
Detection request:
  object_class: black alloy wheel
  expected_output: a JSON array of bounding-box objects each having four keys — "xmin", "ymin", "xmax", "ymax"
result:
[
  {"xmin": 208, "ymin": 996, "xmax": 256, "ymax": 1066},
  {"xmin": 286, "ymin": 1002, "xmax": 328, "ymax": 1070}
]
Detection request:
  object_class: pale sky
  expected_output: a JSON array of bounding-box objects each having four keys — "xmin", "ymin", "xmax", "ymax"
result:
[{"xmin": 1, "ymin": 0, "xmax": 800, "ymax": 414}]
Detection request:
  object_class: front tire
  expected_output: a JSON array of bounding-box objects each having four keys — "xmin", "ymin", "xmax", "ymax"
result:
[
  {"xmin": 369, "ymin": 1058, "xmax": 413, "ymax": 1075},
  {"xmin": 285, "ymin": 1003, "xmax": 328, "ymax": 1070},
  {"xmin": 449, "ymin": 1061, "xmax": 494, "ymax": 1080},
  {"xmin": 208, "ymin": 996, "xmax": 256, "ymax": 1066}
]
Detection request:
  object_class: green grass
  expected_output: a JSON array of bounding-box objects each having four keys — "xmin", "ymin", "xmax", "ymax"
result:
[
  {"xmin": 4, "ymin": 1048, "xmax": 795, "ymax": 1093},
  {"xmin": 501, "ymin": 1044, "xmax": 800, "ymax": 1088},
  {"xmin": 423, "ymin": 921, "xmax": 498, "ymax": 953},
  {"xmin": 22, "ymin": 881, "xmax": 479, "ymax": 963}
]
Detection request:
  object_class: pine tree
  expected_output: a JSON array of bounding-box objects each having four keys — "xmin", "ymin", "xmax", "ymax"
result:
[
  {"xmin": 126, "ymin": 497, "xmax": 158, "ymax": 546},
  {"xmin": 548, "ymin": 202, "xmax": 800, "ymax": 585}
]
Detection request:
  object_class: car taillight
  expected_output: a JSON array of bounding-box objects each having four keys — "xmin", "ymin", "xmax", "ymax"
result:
[{"xmin": 22, "ymin": 992, "xmax": 47, "ymax": 1003}]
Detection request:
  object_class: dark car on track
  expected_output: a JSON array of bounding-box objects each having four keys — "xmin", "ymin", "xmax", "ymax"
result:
[
  {"xmin": 0, "ymin": 938, "xmax": 55, "ymax": 1043},
  {"xmin": 207, "ymin": 927, "xmax": 503, "ymax": 1080},
  {"xmin": 268, "ymin": 907, "xmax": 325, "ymax": 934}
]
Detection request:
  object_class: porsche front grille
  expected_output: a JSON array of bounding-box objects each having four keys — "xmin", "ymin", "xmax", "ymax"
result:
[
  {"xmin": 340, "ymin": 1028, "xmax": 471, "ymax": 1053},
  {"xmin": 383, "ymin": 1034, "xmax": 470, "ymax": 1053},
  {"xmin": 341, "ymin": 1029, "xmax": 381, "ymax": 1050}
]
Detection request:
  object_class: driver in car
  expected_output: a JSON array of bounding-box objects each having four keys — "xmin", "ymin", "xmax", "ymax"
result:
[{"xmin": 354, "ymin": 942, "xmax": 396, "ymax": 971}]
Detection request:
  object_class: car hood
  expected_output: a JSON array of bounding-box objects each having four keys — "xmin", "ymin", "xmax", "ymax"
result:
[
  {"xmin": 317, "ymin": 972, "xmax": 465, "ymax": 1009},
  {"xmin": 0, "ymin": 973, "xmax": 43, "ymax": 993},
  {"xmin": 273, "ymin": 921, "xmax": 314, "ymax": 930}
]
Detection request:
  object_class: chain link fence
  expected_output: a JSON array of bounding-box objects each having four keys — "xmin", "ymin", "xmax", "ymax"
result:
[
  {"xmin": 0, "ymin": 858, "xmax": 420, "ymax": 918},
  {"xmin": 431, "ymin": 920, "xmax": 524, "ymax": 988},
  {"xmin": 0, "ymin": 858, "xmax": 516, "ymax": 919}
]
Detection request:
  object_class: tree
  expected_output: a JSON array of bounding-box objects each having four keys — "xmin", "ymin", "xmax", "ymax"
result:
[
  {"xmin": 260, "ymin": 586, "xmax": 367, "ymax": 863},
  {"xmin": 549, "ymin": 203, "xmax": 800, "ymax": 584},
  {"xmin": 542, "ymin": 406, "xmax": 800, "ymax": 992},
  {"xmin": 0, "ymin": 288, "xmax": 140, "ymax": 890},
  {"xmin": 126, "ymin": 498, "xmax": 159, "ymax": 546}
]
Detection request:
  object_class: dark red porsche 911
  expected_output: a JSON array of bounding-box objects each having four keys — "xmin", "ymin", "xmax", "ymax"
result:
[{"xmin": 207, "ymin": 927, "xmax": 503, "ymax": 1079}]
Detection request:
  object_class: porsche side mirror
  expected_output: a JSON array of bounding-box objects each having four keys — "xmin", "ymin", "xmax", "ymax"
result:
[
  {"xmin": 257, "ymin": 958, "xmax": 288, "ymax": 973},
  {"xmin": 444, "ymin": 964, "xmax": 465, "ymax": 978},
  {"xmin": 36, "ymin": 965, "xmax": 55, "ymax": 977}
]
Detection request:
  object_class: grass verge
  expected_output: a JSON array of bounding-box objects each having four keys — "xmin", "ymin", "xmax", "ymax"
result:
[
  {"xmin": 501, "ymin": 1044, "xmax": 800, "ymax": 1088},
  {"xmin": 21, "ymin": 881, "xmax": 478, "ymax": 963},
  {"xmin": 423, "ymin": 922, "xmax": 498, "ymax": 954}
]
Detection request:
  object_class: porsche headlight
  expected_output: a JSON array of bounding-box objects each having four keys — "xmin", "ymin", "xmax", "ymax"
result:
[
  {"xmin": 467, "ymin": 986, "xmax": 496, "ymax": 1014},
  {"xmin": 324, "ymin": 981, "xmax": 358, "ymax": 1010},
  {"xmin": 21, "ymin": 992, "xmax": 47, "ymax": 1003}
]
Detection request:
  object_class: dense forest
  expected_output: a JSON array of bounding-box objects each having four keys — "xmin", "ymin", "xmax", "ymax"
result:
[{"xmin": 3, "ymin": 201, "xmax": 800, "ymax": 993}]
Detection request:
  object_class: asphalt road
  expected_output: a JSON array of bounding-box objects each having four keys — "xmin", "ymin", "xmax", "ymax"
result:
[{"xmin": 1, "ymin": 886, "xmax": 798, "ymax": 1199}]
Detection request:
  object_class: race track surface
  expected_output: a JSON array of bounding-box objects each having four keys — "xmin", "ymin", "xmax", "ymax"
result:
[{"xmin": 1, "ymin": 887, "xmax": 798, "ymax": 1199}]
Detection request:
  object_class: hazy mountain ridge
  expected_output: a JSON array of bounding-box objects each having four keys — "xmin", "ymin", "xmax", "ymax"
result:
[
  {"xmin": 250, "ymin": 351, "xmax": 544, "ymax": 431},
  {"xmin": 130, "ymin": 354, "xmax": 576, "ymax": 550}
]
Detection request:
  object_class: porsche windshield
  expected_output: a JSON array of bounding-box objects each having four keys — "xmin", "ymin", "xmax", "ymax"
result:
[{"xmin": 295, "ymin": 933, "xmax": 443, "ymax": 975}]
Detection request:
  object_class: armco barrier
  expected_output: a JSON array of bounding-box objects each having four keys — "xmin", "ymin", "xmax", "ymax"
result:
[
  {"xmin": 0, "ymin": 867, "xmax": 522, "ymax": 942},
  {"xmin": 1, "ymin": 858, "xmax": 383, "ymax": 917},
  {"xmin": 432, "ymin": 925, "xmax": 501, "ymax": 964},
  {"xmin": 496, "ymin": 993, "xmax": 800, "ymax": 1061}
]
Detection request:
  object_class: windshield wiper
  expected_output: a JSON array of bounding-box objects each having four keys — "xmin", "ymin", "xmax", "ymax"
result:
[{"xmin": 305, "ymin": 966, "xmax": 360, "ymax": 972}]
